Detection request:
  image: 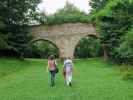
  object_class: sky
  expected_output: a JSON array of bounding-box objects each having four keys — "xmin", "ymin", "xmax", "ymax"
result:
[{"xmin": 38, "ymin": 0, "xmax": 91, "ymax": 14}]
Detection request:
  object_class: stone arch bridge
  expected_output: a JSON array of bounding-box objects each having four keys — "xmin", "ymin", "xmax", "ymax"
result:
[{"xmin": 30, "ymin": 23, "xmax": 98, "ymax": 58}]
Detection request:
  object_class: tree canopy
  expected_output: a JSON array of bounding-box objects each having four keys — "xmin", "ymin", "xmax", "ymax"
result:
[
  {"xmin": 0, "ymin": 0, "xmax": 41, "ymax": 58},
  {"xmin": 38, "ymin": 2, "xmax": 91, "ymax": 25},
  {"xmin": 90, "ymin": 0, "xmax": 133, "ymax": 64}
]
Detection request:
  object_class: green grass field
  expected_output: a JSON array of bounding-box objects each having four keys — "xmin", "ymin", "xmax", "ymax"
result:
[{"xmin": 0, "ymin": 58, "xmax": 133, "ymax": 100}]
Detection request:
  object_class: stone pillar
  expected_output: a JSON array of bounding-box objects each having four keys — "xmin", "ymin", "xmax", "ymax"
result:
[
  {"xmin": 56, "ymin": 37, "xmax": 76, "ymax": 59},
  {"xmin": 59, "ymin": 46, "xmax": 75, "ymax": 58}
]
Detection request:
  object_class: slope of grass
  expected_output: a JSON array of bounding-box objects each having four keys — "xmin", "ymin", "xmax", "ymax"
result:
[{"xmin": 0, "ymin": 58, "xmax": 133, "ymax": 100}]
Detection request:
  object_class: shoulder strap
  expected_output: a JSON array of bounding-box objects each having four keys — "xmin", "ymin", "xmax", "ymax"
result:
[{"xmin": 54, "ymin": 60, "xmax": 56, "ymax": 67}]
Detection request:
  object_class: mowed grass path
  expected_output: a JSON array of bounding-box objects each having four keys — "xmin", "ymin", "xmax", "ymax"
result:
[{"xmin": 0, "ymin": 58, "xmax": 133, "ymax": 100}]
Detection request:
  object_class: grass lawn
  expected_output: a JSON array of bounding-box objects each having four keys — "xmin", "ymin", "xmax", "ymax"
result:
[{"xmin": 0, "ymin": 58, "xmax": 133, "ymax": 100}]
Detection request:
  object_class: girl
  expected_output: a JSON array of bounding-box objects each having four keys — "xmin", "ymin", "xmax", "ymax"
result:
[
  {"xmin": 63, "ymin": 57, "xmax": 73, "ymax": 86},
  {"xmin": 47, "ymin": 55, "xmax": 57, "ymax": 87}
]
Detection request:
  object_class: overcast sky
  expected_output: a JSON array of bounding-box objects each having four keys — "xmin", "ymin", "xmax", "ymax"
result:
[{"xmin": 38, "ymin": 0, "xmax": 91, "ymax": 14}]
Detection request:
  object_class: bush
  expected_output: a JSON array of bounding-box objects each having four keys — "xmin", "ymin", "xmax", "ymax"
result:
[
  {"xmin": 74, "ymin": 36, "xmax": 103, "ymax": 58},
  {"xmin": 24, "ymin": 40, "xmax": 59, "ymax": 59},
  {"xmin": 122, "ymin": 71, "xmax": 133, "ymax": 80},
  {"xmin": 121, "ymin": 67, "xmax": 133, "ymax": 80},
  {"xmin": 118, "ymin": 28, "xmax": 133, "ymax": 65}
]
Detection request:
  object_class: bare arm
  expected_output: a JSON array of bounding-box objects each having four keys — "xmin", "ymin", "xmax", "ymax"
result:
[{"xmin": 55, "ymin": 60, "xmax": 57, "ymax": 66}]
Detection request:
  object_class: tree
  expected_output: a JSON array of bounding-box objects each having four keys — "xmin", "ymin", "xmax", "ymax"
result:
[
  {"xmin": 92, "ymin": 0, "xmax": 133, "ymax": 64},
  {"xmin": 42, "ymin": 1, "xmax": 91, "ymax": 25},
  {"xmin": 89, "ymin": 0, "xmax": 109, "ymax": 13},
  {"xmin": 0, "ymin": 0, "xmax": 41, "ymax": 25},
  {"xmin": 0, "ymin": 0, "xmax": 41, "ymax": 58}
]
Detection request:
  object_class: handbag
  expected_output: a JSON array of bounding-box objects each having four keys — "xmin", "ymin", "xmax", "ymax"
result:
[
  {"xmin": 55, "ymin": 67, "xmax": 59, "ymax": 73},
  {"xmin": 54, "ymin": 60, "xmax": 59, "ymax": 73}
]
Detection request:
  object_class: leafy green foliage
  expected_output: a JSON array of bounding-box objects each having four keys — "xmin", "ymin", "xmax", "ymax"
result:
[
  {"xmin": 7, "ymin": 25, "xmax": 32, "ymax": 57},
  {"xmin": 89, "ymin": 0, "xmax": 109, "ymax": 13},
  {"xmin": 40, "ymin": 2, "xmax": 91, "ymax": 25},
  {"xmin": 0, "ymin": 33, "xmax": 8, "ymax": 49},
  {"xmin": 118, "ymin": 28, "xmax": 133, "ymax": 64},
  {"xmin": 24, "ymin": 40, "xmax": 59, "ymax": 58},
  {"xmin": 0, "ymin": 0, "xmax": 41, "ymax": 25},
  {"xmin": 90, "ymin": 0, "xmax": 133, "ymax": 64},
  {"xmin": 74, "ymin": 36, "xmax": 102, "ymax": 58},
  {"xmin": 0, "ymin": 0, "xmax": 41, "ymax": 57},
  {"xmin": 120, "ymin": 66, "xmax": 133, "ymax": 80}
]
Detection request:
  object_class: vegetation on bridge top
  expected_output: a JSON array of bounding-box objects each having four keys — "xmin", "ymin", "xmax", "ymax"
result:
[{"xmin": 36, "ymin": 2, "xmax": 92, "ymax": 26}]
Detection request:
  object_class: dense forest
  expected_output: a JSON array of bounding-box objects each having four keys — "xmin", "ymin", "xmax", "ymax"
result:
[{"xmin": 0, "ymin": 0, "xmax": 132, "ymax": 65}]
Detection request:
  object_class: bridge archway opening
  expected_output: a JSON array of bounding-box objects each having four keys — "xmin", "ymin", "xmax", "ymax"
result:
[
  {"xmin": 24, "ymin": 39, "xmax": 59, "ymax": 59},
  {"xmin": 74, "ymin": 35, "xmax": 103, "ymax": 59}
]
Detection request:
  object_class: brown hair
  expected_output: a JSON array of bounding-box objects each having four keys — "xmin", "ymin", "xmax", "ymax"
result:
[{"xmin": 48, "ymin": 55, "xmax": 55, "ymax": 60}]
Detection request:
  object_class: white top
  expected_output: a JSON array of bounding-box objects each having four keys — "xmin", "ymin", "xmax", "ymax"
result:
[{"xmin": 64, "ymin": 59, "xmax": 73, "ymax": 68}]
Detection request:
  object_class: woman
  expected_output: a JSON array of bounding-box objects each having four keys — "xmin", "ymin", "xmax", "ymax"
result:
[
  {"xmin": 63, "ymin": 57, "xmax": 73, "ymax": 86},
  {"xmin": 47, "ymin": 55, "xmax": 57, "ymax": 87}
]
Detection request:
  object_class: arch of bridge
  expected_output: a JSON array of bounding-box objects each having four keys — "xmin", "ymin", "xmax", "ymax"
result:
[{"xmin": 30, "ymin": 23, "xmax": 98, "ymax": 58}]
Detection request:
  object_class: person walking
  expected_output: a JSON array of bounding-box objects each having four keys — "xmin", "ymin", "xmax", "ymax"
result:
[
  {"xmin": 47, "ymin": 55, "xmax": 57, "ymax": 87},
  {"xmin": 63, "ymin": 57, "xmax": 73, "ymax": 86}
]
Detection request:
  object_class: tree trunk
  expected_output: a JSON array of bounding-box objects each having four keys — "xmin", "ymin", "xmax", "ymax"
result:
[
  {"xmin": 102, "ymin": 43, "xmax": 108, "ymax": 60},
  {"xmin": 20, "ymin": 52, "xmax": 24, "ymax": 60}
]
